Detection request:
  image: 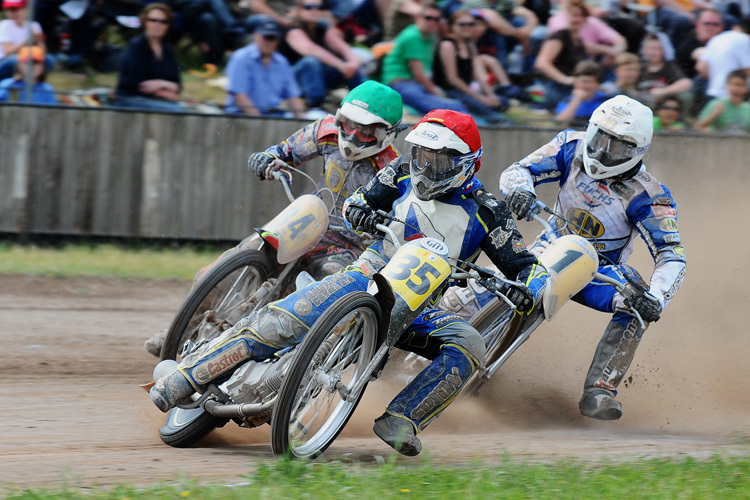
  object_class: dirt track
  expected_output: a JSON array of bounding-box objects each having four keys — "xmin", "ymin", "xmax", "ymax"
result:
[{"xmin": 0, "ymin": 241, "xmax": 748, "ymax": 491}]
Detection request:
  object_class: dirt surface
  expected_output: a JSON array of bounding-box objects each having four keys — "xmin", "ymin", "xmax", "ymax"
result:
[{"xmin": 0, "ymin": 248, "xmax": 748, "ymax": 492}]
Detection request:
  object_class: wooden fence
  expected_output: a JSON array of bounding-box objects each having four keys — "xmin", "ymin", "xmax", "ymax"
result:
[{"xmin": 1, "ymin": 103, "xmax": 747, "ymax": 241}]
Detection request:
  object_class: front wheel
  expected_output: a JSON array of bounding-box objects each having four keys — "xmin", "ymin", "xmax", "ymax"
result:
[
  {"xmin": 270, "ymin": 292, "xmax": 381, "ymax": 459},
  {"xmin": 161, "ymin": 249, "xmax": 275, "ymax": 361}
]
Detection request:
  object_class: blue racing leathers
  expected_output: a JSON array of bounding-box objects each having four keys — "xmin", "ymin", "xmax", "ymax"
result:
[
  {"xmin": 498, "ymin": 129, "xmax": 686, "ymax": 396},
  {"xmin": 174, "ymin": 155, "xmax": 547, "ymax": 436}
]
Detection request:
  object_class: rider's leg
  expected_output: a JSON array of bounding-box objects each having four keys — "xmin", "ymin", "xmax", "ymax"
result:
[
  {"xmin": 579, "ymin": 311, "xmax": 645, "ymax": 420},
  {"xmin": 150, "ymin": 269, "xmax": 370, "ymax": 411},
  {"xmin": 374, "ymin": 310, "xmax": 485, "ymax": 455},
  {"xmin": 575, "ymin": 265, "xmax": 649, "ymax": 420}
]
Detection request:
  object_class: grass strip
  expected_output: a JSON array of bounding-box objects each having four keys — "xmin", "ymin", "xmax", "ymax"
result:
[
  {"xmin": 0, "ymin": 243, "xmax": 224, "ymax": 281},
  {"xmin": 3, "ymin": 455, "xmax": 750, "ymax": 499}
]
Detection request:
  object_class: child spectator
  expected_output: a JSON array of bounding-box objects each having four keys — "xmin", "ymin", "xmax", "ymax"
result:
[
  {"xmin": 432, "ymin": 9, "xmax": 510, "ymax": 124},
  {"xmin": 114, "ymin": 3, "xmax": 185, "ymax": 112},
  {"xmin": 278, "ymin": 0, "xmax": 365, "ymax": 110},
  {"xmin": 0, "ymin": 0, "xmax": 53, "ymax": 80},
  {"xmin": 0, "ymin": 45, "xmax": 56, "ymax": 104},
  {"xmin": 636, "ymin": 33, "xmax": 692, "ymax": 108},
  {"xmin": 695, "ymin": 69, "xmax": 750, "ymax": 133},
  {"xmin": 601, "ymin": 51, "xmax": 641, "ymax": 98},
  {"xmin": 381, "ymin": 4, "xmax": 470, "ymax": 115},
  {"xmin": 554, "ymin": 59, "xmax": 609, "ymax": 128},
  {"xmin": 224, "ymin": 18, "xmax": 305, "ymax": 117},
  {"xmin": 653, "ymin": 95, "xmax": 686, "ymax": 131}
]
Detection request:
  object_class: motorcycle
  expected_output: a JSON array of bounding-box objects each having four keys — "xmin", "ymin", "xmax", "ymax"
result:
[
  {"xmin": 268, "ymin": 203, "xmax": 656, "ymax": 458},
  {"xmin": 150, "ymin": 169, "xmax": 352, "ymax": 447}
]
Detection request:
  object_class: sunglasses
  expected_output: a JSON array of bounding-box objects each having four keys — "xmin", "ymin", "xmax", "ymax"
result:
[
  {"xmin": 457, "ymin": 21, "xmax": 476, "ymax": 27},
  {"xmin": 302, "ymin": 4, "xmax": 323, "ymax": 9},
  {"xmin": 659, "ymin": 105, "xmax": 681, "ymax": 111},
  {"xmin": 146, "ymin": 17, "xmax": 170, "ymax": 24},
  {"xmin": 700, "ymin": 21, "xmax": 722, "ymax": 26},
  {"xmin": 422, "ymin": 15, "xmax": 440, "ymax": 21},
  {"xmin": 262, "ymin": 34, "xmax": 280, "ymax": 41}
]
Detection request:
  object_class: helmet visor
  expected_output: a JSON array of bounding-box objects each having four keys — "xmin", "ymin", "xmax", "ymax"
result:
[
  {"xmin": 410, "ymin": 145, "xmax": 463, "ymax": 182},
  {"xmin": 586, "ymin": 129, "xmax": 638, "ymax": 167},
  {"xmin": 335, "ymin": 111, "xmax": 388, "ymax": 148}
]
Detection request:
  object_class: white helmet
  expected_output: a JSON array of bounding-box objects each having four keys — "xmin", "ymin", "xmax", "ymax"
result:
[
  {"xmin": 405, "ymin": 110, "xmax": 482, "ymax": 201},
  {"xmin": 583, "ymin": 95, "xmax": 653, "ymax": 179}
]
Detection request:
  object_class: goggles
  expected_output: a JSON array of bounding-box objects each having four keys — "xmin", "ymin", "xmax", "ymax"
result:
[
  {"xmin": 334, "ymin": 111, "xmax": 389, "ymax": 146},
  {"xmin": 586, "ymin": 129, "xmax": 638, "ymax": 167},
  {"xmin": 410, "ymin": 145, "xmax": 480, "ymax": 180}
]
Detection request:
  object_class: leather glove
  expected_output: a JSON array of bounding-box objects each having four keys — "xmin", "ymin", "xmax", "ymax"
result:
[
  {"xmin": 503, "ymin": 282, "xmax": 535, "ymax": 313},
  {"xmin": 345, "ymin": 203, "xmax": 384, "ymax": 234},
  {"xmin": 504, "ymin": 188, "xmax": 537, "ymax": 220},
  {"xmin": 625, "ymin": 293, "xmax": 662, "ymax": 323},
  {"xmin": 248, "ymin": 152, "xmax": 276, "ymax": 180}
]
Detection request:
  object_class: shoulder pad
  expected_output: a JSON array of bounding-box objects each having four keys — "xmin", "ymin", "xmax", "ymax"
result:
[
  {"xmin": 316, "ymin": 115, "xmax": 338, "ymax": 142},
  {"xmin": 631, "ymin": 169, "xmax": 667, "ymax": 199},
  {"xmin": 370, "ymin": 145, "xmax": 400, "ymax": 170},
  {"xmin": 558, "ymin": 129, "xmax": 585, "ymax": 146},
  {"xmin": 472, "ymin": 188, "xmax": 503, "ymax": 218}
]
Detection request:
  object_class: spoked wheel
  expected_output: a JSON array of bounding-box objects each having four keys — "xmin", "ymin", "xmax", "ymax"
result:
[
  {"xmin": 158, "ymin": 249, "xmax": 274, "ymax": 447},
  {"xmin": 161, "ymin": 249, "xmax": 275, "ymax": 361},
  {"xmin": 271, "ymin": 292, "xmax": 381, "ymax": 459},
  {"xmin": 460, "ymin": 298, "xmax": 515, "ymax": 397}
]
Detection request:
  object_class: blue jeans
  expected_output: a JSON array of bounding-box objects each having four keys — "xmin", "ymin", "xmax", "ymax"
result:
[
  {"xmin": 113, "ymin": 95, "xmax": 187, "ymax": 113},
  {"xmin": 542, "ymin": 80, "xmax": 573, "ymax": 111},
  {"xmin": 390, "ymin": 80, "xmax": 469, "ymax": 115},
  {"xmin": 0, "ymin": 54, "xmax": 57, "ymax": 81},
  {"xmin": 445, "ymin": 89, "xmax": 511, "ymax": 125},
  {"xmin": 293, "ymin": 56, "xmax": 365, "ymax": 107}
]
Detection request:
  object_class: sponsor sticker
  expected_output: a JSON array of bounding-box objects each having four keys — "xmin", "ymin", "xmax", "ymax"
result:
[
  {"xmin": 194, "ymin": 342, "xmax": 249, "ymax": 383},
  {"xmin": 294, "ymin": 298, "xmax": 313, "ymax": 316},
  {"xmin": 659, "ymin": 218, "xmax": 678, "ymax": 232}
]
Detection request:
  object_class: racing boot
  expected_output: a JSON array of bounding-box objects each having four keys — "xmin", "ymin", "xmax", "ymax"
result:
[
  {"xmin": 150, "ymin": 369, "xmax": 195, "ymax": 412},
  {"xmin": 373, "ymin": 412, "xmax": 422, "ymax": 456},
  {"xmin": 579, "ymin": 312, "xmax": 645, "ymax": 420},
  {"xmin": 375, "ymin": 344, "xmax": 477, "ymax": 455}
]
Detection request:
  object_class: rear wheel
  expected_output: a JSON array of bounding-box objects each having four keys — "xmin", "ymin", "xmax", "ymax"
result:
[
  {"xmin": 158, "ymin": 249, "xmax": 275, "ymax": 447},
  {"xmin": 270, "ymin": 292, "xmax": 381, "ymax": 459}
]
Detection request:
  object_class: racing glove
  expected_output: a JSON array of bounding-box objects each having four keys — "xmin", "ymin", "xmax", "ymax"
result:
[
  {"xmin": 504, "ymin": 188, "xmax": 538, "ymax": 220},
  {"xmin": 248, "ymin": 152, "xmax": 278, "ymax": 180},
  {"xmin": 624, "ymin": 293, "xmax": 662, "ymax": 323},
  {"xmin": 345, "ymin": 203, "xmax": 385, "ymax": 234},
  {"xmin": 502, "ymin": 282, "xmax": 535, "ymax": 313}
]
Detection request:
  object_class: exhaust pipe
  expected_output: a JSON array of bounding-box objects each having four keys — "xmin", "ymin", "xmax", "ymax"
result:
[{"xmin": 202, "ymin": 395, "xmax": 277, "ymax": 418}]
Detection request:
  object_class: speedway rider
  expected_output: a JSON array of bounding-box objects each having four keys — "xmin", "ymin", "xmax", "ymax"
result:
[
  {"xmin": 442, "ymin": 95, "xmax": 686, "ymax": 420},
  {"xmin": 149, "ymin": 109, "xmax": 549, "ymax": 456},
  {"xmin": 144, "ymin": 80, "xmax": 404, "ymax": 357}
]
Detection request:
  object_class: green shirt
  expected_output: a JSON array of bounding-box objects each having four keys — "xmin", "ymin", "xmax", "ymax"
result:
[
  {"xmin": 653, "ymin": 117, "xmax": 685, "ymax": 132},
  {"xmin": 698, "ymin": 98, "xmax": 750, "ymax": 133},
  {"xmin": 381, "ymin": 24, "xmax": 435, "ymax": 85}
]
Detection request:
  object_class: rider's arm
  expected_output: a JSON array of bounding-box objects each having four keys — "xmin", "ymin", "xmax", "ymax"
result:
[
  {"xmin": 499, "ymin": 129, "xmax": 583, "ymax": 196},
  {"xmin": 626, "ymin": 183, "xmax": 687, "ymax": 311},
  {"xmin": 264, "ymin": 116, "xmax": 334, "ymax": 167},
  {"xmin": 342, "ymin": 159, "xmax": 407, "ymax": 229}
]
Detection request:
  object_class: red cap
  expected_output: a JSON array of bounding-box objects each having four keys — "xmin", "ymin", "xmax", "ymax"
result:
[{"xmin": 2, "ymin": 0, "xmax": 27, "ymax": 9}]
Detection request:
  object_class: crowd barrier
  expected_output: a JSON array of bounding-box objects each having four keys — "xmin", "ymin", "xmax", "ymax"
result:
[{"xmin": 1, "ymin": 103, "xmax": 748, "ymax": 241}]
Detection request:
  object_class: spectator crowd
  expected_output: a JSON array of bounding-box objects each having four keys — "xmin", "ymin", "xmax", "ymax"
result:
[{"xmin": 2, "ymin": 0, "xmax": 750, "ymax": 132}]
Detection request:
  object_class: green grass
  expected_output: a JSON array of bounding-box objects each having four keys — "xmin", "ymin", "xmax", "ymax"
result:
[
  {"xmin": 3, "ymin": 456, "xmax": 750, "ymax": 499},
  {"xmin": 0, "ymin": 243, "xmax": 224, "ymax": 280}
]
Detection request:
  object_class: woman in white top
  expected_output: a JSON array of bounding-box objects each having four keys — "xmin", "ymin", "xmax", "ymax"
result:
[{"xmin": 0, "ymin": 0, "xmax": 54, "ymax": 80}]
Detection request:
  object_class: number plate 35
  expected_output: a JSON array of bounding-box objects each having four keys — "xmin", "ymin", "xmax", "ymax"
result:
[{"xmin": 379, "ymin": 240, "xmax": 451, "ymax": 311}]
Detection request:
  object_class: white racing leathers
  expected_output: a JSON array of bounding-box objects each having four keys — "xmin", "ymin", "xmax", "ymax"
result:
[{"xmin": 443, "ymin": 129, "xmax": 686, "ymax": 403}]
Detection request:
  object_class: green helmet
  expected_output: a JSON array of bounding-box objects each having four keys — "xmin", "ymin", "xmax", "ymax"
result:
[{"xmin": 335, "ymin": 81, "xmax": 404, "ymax": 161}]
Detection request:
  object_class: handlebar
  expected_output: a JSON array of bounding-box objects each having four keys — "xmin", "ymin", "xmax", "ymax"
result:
[{"xmin": 270, "ymin": 170, "xmax": 295, "ymax": 203}]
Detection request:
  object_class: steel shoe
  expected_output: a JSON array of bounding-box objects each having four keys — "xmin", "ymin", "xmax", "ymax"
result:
[
  {"xmin": 579, "ymin": 389, "xmax": 623, "ymax": 420},
  {"xmin": 143, "ymin": 330, "xmax": 166, "ymax": 358},
  {"xmin": 150, "ymin": 370, "xmax": 196, "ymax": 413},
  {"xmin": 373, "ymin": 413, "xmax": 422, "ymax": 456}
]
